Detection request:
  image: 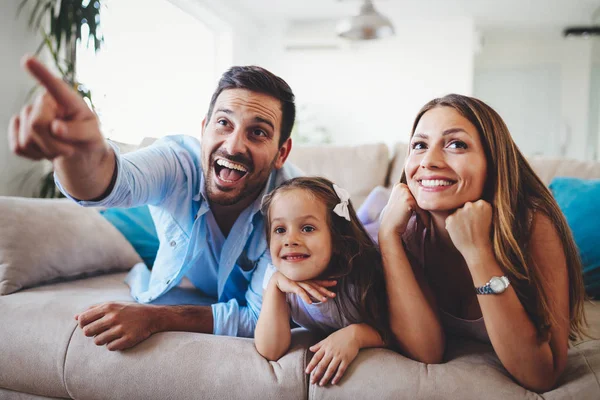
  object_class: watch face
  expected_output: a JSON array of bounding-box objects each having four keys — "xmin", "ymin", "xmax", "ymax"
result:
[{"xmin": 489, "ymin": 277, "xmax": 506, "ymax": 293}]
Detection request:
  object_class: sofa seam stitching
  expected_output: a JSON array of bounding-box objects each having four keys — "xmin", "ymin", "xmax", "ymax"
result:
[
  {"xmin": 62, "ymin": 323, "xmax": 78, "ymax": 399},
  {"xmin": 578, "ymin": 346, "xmax": 600, "ymax": 391}
]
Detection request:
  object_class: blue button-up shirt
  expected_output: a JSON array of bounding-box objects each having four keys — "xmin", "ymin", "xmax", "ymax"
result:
[{"xmin": 56, "ymin": 135, "xmax": 302, "ymax": 337}]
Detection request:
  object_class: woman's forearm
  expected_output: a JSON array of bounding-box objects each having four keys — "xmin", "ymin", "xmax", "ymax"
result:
[
  {"xmin": 254, "ymin": 282, "xmax": 291, "ymax": 361},
  {"xmin": 379, "ymin": 231, "xmax": 445, "ymax": 363},
  {"xmin": 468, "ymin": 251, "xmax": 564, "ymax": 392}
]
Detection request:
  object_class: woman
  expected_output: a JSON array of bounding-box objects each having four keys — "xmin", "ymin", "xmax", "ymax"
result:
[{"xmin": 380, "ymin": 94, "xmax": 587, "ymax": 392}]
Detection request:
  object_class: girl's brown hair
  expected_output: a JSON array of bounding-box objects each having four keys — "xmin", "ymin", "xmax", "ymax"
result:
[
  {"xmin": 262, "ymin": 177, "xmax": 391, "ymax": 343},
  {"xmin": 401, "ymin": 94, "xmax": 587, "ymax": 341}
]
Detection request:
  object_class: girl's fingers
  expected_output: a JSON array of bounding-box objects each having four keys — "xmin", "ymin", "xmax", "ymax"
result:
[
  {"xmin": 309, "ymin": 341, "xmax": 322, "ymax": 353},
  {"xmin": 312, "ymin": 284, "xmax": 336, "ymax": 299},
  {"xmin": 311, "ymin": 279, "xmax": 337, "ymax": 287},
  {"xmin": 294, "ymin": 284, "xmax": 313, "ymax": 305},
  {"xmin": 311, "ymin": 354, "xmax": 333, "ymax": 384},
  {"xmin": 319, "ymin": 357, "xmax": 342, "ymax": 386},
  {"xmin": 331, "ymin": 361, "xmax": 348, "ymax": 385},
  {"xmin": 298, "ymin": 282, "xmax": 327, "ymax": 303},
  {"xmin": 306, "ymin": 348, "xmax": 324, "ymax": 374}
]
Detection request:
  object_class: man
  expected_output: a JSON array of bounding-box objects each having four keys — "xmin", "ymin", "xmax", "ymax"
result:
[{"xmin": 8, "ymin": 56, "xmax": 302, "ymax": 350}]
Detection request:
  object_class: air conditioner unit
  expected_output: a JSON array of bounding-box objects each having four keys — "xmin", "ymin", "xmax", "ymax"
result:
[{"xmin": 284, "ymin": 19, "xmax": 347, "ymax": 51}]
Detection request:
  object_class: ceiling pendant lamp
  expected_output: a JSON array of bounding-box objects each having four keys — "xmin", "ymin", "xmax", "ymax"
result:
[{"xmin": 336, "ymin": 0, "xmax": 395, "ymax": 41}]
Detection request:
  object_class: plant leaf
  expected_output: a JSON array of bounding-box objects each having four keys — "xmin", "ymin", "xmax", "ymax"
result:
[{"xmin": 16, "ymin": 0, "xmax": 32, "ymax": 19}]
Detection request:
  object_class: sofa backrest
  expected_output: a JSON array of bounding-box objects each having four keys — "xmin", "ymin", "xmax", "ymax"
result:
[{"xmin": 288, "ymin": 143, "xmax": 389, "ymax": 207}]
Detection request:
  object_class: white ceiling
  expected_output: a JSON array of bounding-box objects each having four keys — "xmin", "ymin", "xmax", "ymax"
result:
[{"xmin": 221, "ymin": 0, "xmax": 600, "ymax": 35}]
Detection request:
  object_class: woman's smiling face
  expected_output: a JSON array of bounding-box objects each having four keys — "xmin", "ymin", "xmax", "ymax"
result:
[{"xmin": 404, "ymin": 106, "xmax": 488, "ymax": 212}]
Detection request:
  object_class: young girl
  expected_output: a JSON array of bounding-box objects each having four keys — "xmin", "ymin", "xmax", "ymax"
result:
[{"xmin": 254, "ymin": 177, "xmax": 391, "ymax": 386}]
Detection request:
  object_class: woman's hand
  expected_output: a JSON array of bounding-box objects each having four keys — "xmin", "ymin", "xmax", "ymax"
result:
[
  {"xmin": 305, "ymin": 327, "xmax": 360, "ymax": 386},
  {"xmin": 380, "ymin": 183, "xmax": 428, "ymax": 236},
  {"xmin": 271, "ymin": 271, "xmax": 337, "ymax": 304},
  {"xmin": 445, "ymin": 200, "xmax": 494, "ymax": 264}
]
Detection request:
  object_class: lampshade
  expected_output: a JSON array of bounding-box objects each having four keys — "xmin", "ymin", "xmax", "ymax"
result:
[{"xmin": 336, "ymin": 0, "xmax": 395, "ymax": 40}]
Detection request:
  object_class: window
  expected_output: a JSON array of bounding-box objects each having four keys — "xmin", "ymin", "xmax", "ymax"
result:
[{"xmin": 77, "ymin": 0, "xmax": 220, "ymax": 145}]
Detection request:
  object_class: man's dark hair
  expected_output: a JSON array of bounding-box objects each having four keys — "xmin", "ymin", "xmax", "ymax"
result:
[{"xmin": 206, "ymin": 66, "xmax": 295, "ymax": 146}]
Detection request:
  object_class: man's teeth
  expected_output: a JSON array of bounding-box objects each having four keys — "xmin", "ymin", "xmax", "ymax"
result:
[
  {"xmin": 216, "ymin": 159, "xmax": 248, "ymax": 172},
  {"xmin": 421, "ymin": 179, "xmax": 453, "ymax": 187}
]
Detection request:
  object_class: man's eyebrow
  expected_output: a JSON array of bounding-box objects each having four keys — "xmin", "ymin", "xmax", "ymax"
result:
[
  {"xmin": 214, "ymin": 109, "xmax": 274, "ymax": 131},
  {"xmin": 413, "ymin": 128, "xmax": 469, "ymax": 139},
  {"xmin": 255, "ymin": 116, "xmax": 274, "ymax": 131}
]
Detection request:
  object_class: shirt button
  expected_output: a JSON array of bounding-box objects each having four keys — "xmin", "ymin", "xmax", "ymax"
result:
[
  {"xmin": 170, "ymin": 240, "xmax": 176, "ymax": 247},
  {"xmin": 166, "ymin": 279, "xmax": 171, "ymax": 285}
]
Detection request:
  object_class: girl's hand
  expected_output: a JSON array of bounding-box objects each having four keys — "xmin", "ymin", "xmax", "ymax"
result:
[
  {"xmin": 271, "ymin": 271, "xmax": 336, "ymax": 304},
  {"xmin": 380, "ymin": 183, "xmax": 428, "ymax": 236},
  {"xmin": 306, "ymin": 327, "xmax": 360, "ymax": 386},
  {"xmin": 445, "ymin": 200, "xmax": 494, "ymax": 263}
]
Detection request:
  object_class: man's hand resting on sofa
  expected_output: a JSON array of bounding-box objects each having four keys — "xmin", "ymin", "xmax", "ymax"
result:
[
  {"xmin": 75, "ymin": 301, "xmax": 215, "ymax": 351},
  {"xmin": 8, "ymin": 56, "xmax": 116, "ymax": 201},
  {"xmin": 76, "ymin": 302, "xmax": 159, "ymax": 351}
]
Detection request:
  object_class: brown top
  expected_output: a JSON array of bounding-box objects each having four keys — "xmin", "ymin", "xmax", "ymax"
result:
[{"xmin": 402, "ymin": 215, "xmax": 491, "ymax": 344}]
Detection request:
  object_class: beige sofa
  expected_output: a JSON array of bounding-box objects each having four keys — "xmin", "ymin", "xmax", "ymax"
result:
[{"xmin": 1, "ymin": 141, "xmax": 599, "ymax": 399}]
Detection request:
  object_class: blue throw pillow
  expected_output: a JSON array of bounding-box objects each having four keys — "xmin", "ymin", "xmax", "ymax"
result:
[
  {"xmin": 549, "ymin": 177, "xmax": 600, "ymax": 298},
  {"xmin": 100, "ymin": 206, "xmax": 159, "ymax": 268}
]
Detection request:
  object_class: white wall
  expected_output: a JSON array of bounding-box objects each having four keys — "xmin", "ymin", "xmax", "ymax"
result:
[
  {"xmin": 475, "ymin": 34, "xmax": 595, "ymax": 160},
  {"xmin": 0, "ymin": 2, "xmax": 49, "ymax": 196},
  {"xmin": 256, "ymin": 17, "xmax": 476, "ymax": 147}
]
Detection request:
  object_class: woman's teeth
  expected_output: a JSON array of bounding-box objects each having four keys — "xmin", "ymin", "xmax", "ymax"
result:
[{"xmin": 420, "ymin": 179, "xmax": 453, "ymax": 187}]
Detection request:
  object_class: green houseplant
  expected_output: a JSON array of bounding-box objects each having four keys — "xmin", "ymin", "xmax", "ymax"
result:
[{"xmin": 17, "ymin": 0, "xmax": 104, "ymax": 198}]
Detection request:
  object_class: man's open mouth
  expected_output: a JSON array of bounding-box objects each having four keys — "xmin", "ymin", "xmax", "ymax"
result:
[{"xmin": 214, "ymin": 158, "xmax": 249, "ymax": 183}]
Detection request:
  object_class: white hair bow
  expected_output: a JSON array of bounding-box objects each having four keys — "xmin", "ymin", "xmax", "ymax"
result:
[{"xmin": 333, "ymin": 184, "xmax": 351, "ymax": 221}]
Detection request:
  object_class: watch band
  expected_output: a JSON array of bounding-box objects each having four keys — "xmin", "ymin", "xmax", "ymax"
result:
[{"xmin": 475, "ymin": 276, "xmax": 510, "ymax": 295}]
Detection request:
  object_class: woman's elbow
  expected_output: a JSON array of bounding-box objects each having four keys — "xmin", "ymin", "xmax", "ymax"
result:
[
  {"xmin": 410, "ymin": 349, "xmax": 444, "ymax": 364},
  {"xmin": 518, "ymin": 376, "xmax": 556, "ymax": 393},
  {"xmin": 392, "ymin": 331, "xmax": 445, "ymax": 364},
  {"xmin": 515, "ymin": 368, "xmax": 561, "ymax": 394}
]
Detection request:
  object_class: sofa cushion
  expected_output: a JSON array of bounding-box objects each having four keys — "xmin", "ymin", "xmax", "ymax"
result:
[
  {"xmin": 550, "ymin": 178, "xmax": 600, "ymax": 298},
  {"xmin": 288, "ymin": 143, "xmax": 389, "ymax": 208},
  {"xmin": 308, "ymin": 337, "xmax": 600, "ymax": 399},
  {"xmin": 0, "ymin": 273, "xmax": 132, "ymax": 398},
  {"xmin": 100, "ymin": 206, "xmax": 160, "ymax": 269},
  {"xmin": 0, "ymin": 197, "xmax": 142, "ymax": 295},
  {"xmin": 64, "ymin": 327, "xmax": 313, "ymax": 400},
  {"xmin": 387, "ymin": 142, "xmax": 409, "ymax": 186},
  {"xmin": 528, "ymin": 157, "xmax": 600, "ymax": 185}
]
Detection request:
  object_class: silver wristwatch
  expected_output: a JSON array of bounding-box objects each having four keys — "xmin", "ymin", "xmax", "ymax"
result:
[{"xmin": 475, "ymin": 276, "xmax": 510, "ymax": 295}]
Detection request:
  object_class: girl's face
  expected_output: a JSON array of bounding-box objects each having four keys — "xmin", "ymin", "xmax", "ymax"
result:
[
  {"xmin": 405, "ymin": 106, "xmax": 488, "ymax": 212},
  {"xmin": 268, "ymin": 189, "xmax": 332, "ymax": 281}
]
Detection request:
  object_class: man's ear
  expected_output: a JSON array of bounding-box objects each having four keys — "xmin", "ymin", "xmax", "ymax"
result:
[
  {"xmin": 274, "ymin": 138, "xmax": 292, "ymax": 170},
  {"xmin": 200, "ymin": 116, "xmax": 207, "ymax": 138}
]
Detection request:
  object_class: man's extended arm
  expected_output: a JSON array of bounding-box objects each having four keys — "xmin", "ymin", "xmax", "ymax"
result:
[{"xmin": 9, "ymin": 56, "xmax": 116, "ymax": 200}]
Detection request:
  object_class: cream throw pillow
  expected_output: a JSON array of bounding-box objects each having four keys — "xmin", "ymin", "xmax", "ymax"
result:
[{"xmin": 0, "ymin": 197, "xmax": 142, "ymax": 295}]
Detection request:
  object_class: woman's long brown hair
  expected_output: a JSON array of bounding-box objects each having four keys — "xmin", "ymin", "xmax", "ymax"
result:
[
  {"xmin": 262, "ymin": 177, "xmax": 392, "ymax": 343},
  {"xmin": 401, "ymin": 94, "xmax": 587, "ymax": 341}
]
